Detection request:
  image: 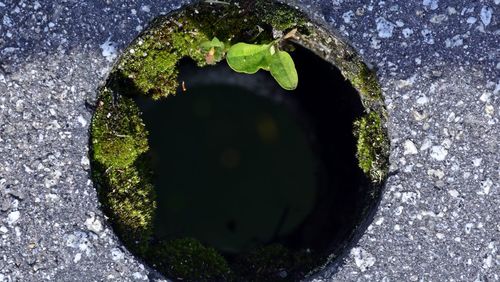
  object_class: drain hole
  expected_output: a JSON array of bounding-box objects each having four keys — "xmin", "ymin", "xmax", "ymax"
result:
[
  {"xmin": 131, "ymin": 45, "xmax": 369, "ymax": 278},
  {"xmin": 90, "ymin": 1, "xmax": 389, "ymax": 280},
  {"xmin": 137, "ymin": 76, "xmax": 318, "ymax": 255}
]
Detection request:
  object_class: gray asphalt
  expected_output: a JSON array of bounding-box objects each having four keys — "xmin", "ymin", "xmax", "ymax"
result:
[{"xmin": 0, "ymin": 0, "xmax": 498, "ymax": 281}]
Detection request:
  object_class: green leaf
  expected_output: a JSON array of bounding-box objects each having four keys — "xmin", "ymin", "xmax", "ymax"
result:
[
  {"xmin": 200, "ymin": 37, "xmax": 225, "ymax": 51},
  {"xmin": 270, "ymin": 51, "xmax": 298, "ymax": 90},
  {"xmin": 226, "ymin": 42, "xmax": 299, "ymax": 91},
  {"xmin": 226, "ymin": 43, "xmax": 272, "ymax": 74},
  {"xmin": 200, "ymin": 41, "xmax": 212, "ymax": 50},
  {"xmin": 200, "ymin": 37, "xmax": 226, "ymax": 65},
  {"xmin": 211, "ymin": 37, "xmax": 224, "ymax": 49}
]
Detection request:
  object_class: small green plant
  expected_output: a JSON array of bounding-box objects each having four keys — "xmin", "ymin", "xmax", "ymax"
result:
[
  {"xmin": 200, "ymin": 29, "xmax": 299, "ymax": 90},
  {"xmin": 199, "ymin": 37, "xmax": 226, "ymax": 65}
]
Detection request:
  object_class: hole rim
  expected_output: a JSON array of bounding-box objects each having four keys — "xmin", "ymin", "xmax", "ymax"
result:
[{"xmin": 89, "ymin": 1, "xmax": 390, "ymax": 280}]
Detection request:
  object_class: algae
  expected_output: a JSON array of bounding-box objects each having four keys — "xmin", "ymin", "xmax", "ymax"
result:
[
  {"xmin": 234, "ymin": 244, "xmax": 316, "ymax": 281},
  {"xmin": 354, "ymin": 111, "xmax": 390, "ymax": 183},
  {"xmin": 148, "ymin": 238, "xmax": 231, "ymax": 281},
  {"xmin": 113, "ymin": 0, "xmax": 309, "ymax": 100},
  {"xmin": 90, "ymin": 88, "xmax": 156, "ymax": 255}
]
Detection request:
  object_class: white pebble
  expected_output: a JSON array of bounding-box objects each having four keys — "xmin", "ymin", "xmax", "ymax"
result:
[
  {"xmin": 466, "ymin": 17, "xmax": 477, "ymax": 24},
  {"xmin": 77, "ymin": 115, "xmax": 87, "ymax": 127},
  {"xmin": 441, "ymin": 138, "xmax": 452, "ymax": 149},
  {"xmin": 479, "ymin": 92, "xmax": 491, "ymax": 102},
  {"xmin": 74, "ymin": 253, "xmax": 82, "ymax": 263},
  {"xmin": 0, "ymin": 226, "xmax": 8, "ymax": 233},
  {"xmin": 81, "ymin": 156, "xmax": 90, "ymax": 167},
  {"xmin": 430, "ymin": 146, "xmax": 448, "ymax": 161},
  {"xmin": 445, "ymin": 35, "xmax": 463, "ymax": 48},
  {"xmin": 2, "ymin": 15, "xmax": 13, "ymax": 27},
  {"xmin": 402, "ymin": 28, "xmax": 414, "ymax": 38},
  {"xmin": 480, "ymin": 6, "xmax": 492, "ymax": 26},
  {"xmin": 417, "ymin": 96, "xmax": 429, "ymax": 104},
  {"xmin": 401, "ymin": 192, "xmax": 418, "ymax": 204},
  {"xmin": 403, "ymin": 140, "xmax": 418, "ymax": 155},
  {"xmin": 351, "ymin": 247, "xmax": 376, "ymax": 272},
  {"xmin": 7, "ymin": 211, "xmax": 20, "ymax": 225},
  {"xmin": 394, "ymin": 206, "xmax": 404, "ymax": 215},
  {"xmin": 421, "ymin": 29, "xmax": 434, "ymax": 44},
  {"xmin": 342, "ymin": 11, "xmax": 354, "ymax": 24},
  {"xmin": 132, "ymin": 272, "xmax": 146, "ymax": 280},
  {"xmin": 85, "ymin": 214, "xmax": 103, "ymax": 233},
  {"xmin": 111, "ymin": 248, "xmax": 125, "ymax": 261},
  {"xmin": 430, "ymin": 14, "xmax": 447, "ymax": 24},
  {"xmin": 485, "ymin": 105, "xmax": 494, "ymax": 116},
  {"xmin": 483, "ymin": 255, "xmax": 493, "ymax": 269},
  {"xmin": 376, "ymin": 17, "xmax": 396, "ymax": 38},
  {"xmin": 427, "ymin": 169, "xmax": 445, "ymax": 179},
  {"xmin": 478, "ymin": 179, "xmax": 492, "ymax": 195},
  {"xmin": 465, "ymin": 223, "xmax": 474, "ymax": 234},
  {"xmin": 423, "ymin": 0, "xmax": 439, "ymax": 10},
  {"xmin": 448, "ymin": 189, "xmax": 459, "ymax": 197},
  {"xmin": 100, "ymin": 37, "xmax": 117, "ymax": 62},
  {"xmin": 375, "ymin": 217, "xmax": 384, "ymax": 225},
  {"xmin": 370, "ymin": 37, "xmax": 381, "ymax": 49}
]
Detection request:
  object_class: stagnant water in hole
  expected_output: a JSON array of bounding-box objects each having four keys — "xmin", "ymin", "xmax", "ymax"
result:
[
  {"xmin": 134, "ymin": 45, "xmax": 368, "ymax": 256},
  {"xmin": 137, "ymin": 83, "xmax": 317, "ymax": 253}
]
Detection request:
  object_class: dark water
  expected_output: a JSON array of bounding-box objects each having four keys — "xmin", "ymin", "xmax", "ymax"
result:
[
  {"xmin": 136, "ymin": 76, "xmax": 317, "ymax": 253},
  {"xmin": 134, "ymin": 45, "xmax": 368, "ymax": 257}
]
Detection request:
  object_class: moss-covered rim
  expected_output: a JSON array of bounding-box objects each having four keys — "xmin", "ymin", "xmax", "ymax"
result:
[{"xmin": 90, "ymin": 0, "xmax": 390, "ymax": 280}]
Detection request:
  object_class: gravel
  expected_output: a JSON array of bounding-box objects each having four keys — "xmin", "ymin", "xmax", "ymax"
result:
[{"xmin": 1, "ymin": 0, "xmax": 498, "ymax": 281}]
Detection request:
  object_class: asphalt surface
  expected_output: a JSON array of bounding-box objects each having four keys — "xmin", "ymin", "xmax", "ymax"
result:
[{"xmin": 0, "ymin": 0, "xmax": 498, "ymax": 281}]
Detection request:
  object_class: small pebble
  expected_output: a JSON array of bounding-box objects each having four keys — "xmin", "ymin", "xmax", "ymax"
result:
[
  {"xmin": 430, "ymin": 146, "xmax": 448, "ymax": 161},
  {"xmin": 7, "ymin": 211, "xmax": 20, "ymax": 225},
  {"xmin": 403, "ymin": 140, "xmax": 418, "ymax": 155}
]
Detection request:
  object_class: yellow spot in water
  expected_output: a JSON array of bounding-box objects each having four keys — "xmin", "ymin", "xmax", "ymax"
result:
[{"xmin": 256, "ymin": 114, "xmax": 279, "ymax": 144}]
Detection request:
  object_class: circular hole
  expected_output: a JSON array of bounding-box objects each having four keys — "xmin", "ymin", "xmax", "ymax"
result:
[
  {"xmin": 136, "ymin": 64, "xmax": 319, "ymax": 256},
  {"xmin": 90, "ymin": 2, "xmax": 389, "ymax": 281}
]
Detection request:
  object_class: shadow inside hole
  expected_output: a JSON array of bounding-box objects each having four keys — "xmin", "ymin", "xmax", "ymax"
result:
[
  {"xmin": 137, "ymin": 75, "xmax": 318, "ymax": 254},
  {"xmin": 133, "ymin": 45, "xmax": 370, "ymax": 275}
]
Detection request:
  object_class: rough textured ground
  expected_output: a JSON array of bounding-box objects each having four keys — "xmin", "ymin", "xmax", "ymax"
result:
[{"xmin": 0, "ymin": 0, "xmax": 498, "ymax": 281}]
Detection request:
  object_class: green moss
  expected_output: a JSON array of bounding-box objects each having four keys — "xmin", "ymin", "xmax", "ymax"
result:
[
  {"xmin": 114, "ymin": 22, "xmax": 209, "ymax": 99},
  {"xmin": 91, "ymin": 89, "xmax": 149, "ymax": 168},
  {"xmin": 90, "ymin": 88, "xmax": 156, "ymax": 255},
  {"xmin": 113, "ymin": 0, "xmax": 308, "ymax": 100},
  {"xmin": 234, "ymin": 244, "xmax": 315, "ymax": 281},
  {"xmin": 354, "ymin": 111, "xmax": 390, "ymax": 183},
  {"xmin": 255, "ymin": 0, "xmax": 308, "ymax": 31},
  {"xmin": 148, "ymin": 238, "xmax": 231, "ymax": 281},
  {"xmin": 348, "ymin": 63, "xmax": 382, "ymax": 100}
]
